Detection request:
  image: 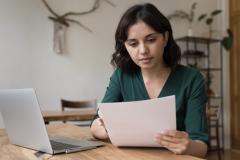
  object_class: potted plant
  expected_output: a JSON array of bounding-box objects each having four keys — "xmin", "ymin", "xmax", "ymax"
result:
[
  {"xmin": 168, "ymin": 2, "xmax": 197, "ymax": 36},
  {"xmin": 198, "ymin": 10, "xmax": 233, "ymax": 50},
  {"xmin": 198, "ymin": 9, "xmax": 222, "ymax": 38}
]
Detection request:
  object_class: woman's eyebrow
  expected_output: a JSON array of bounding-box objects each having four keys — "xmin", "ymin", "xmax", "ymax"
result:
[
  {"xmin": 125, "ymin": 32, "xmax": 159, "ymax": 42},
  {"xmin": 145, "ymin": 32, "xmax": 159, "ymax": 38},
  {"xmin": 125, "ymin": 39, "xmax": 136, "ymax": 43}
]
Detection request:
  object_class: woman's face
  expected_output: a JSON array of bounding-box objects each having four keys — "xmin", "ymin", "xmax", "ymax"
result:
[{"xmin": 124, "ymin": 21, "xmax": 168, "ymax": 70}]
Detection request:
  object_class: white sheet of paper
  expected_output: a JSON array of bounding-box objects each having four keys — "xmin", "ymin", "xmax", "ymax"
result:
[{"xmin": 98, "ymin": 95, "xmax": 176, "ymax": 147}]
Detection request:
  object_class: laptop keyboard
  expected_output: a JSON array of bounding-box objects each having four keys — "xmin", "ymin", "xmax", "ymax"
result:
[{"xmin": 50, "ymin": 140, "xmax": 82, "ymax": 150}]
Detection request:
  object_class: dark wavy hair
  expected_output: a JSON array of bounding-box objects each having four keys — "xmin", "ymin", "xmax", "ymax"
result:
[{"xmin": 111, "ymin": 3, "xmax": 181, "ymax": 72}]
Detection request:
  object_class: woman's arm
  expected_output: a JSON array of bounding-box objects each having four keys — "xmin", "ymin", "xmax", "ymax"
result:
[
  {"xmin": 90, "ymin": 118, "xmax": 109, "ymax": 140},
  {"xmin": 91, "ymin": 69, "xmax": 122, "ymax": 139},
  {"xmin": 186, "ymin": 139, "xmax": 208, "ymax": 158}
]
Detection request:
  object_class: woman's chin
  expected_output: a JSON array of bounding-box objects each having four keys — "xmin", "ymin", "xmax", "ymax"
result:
[{"xmin": 139, "ymin": 64, "xmax": 154, "ymax": 70}]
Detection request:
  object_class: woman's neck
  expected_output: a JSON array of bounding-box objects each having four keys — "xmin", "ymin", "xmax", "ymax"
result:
[{"xmin": 141, "ymin": 65, "xmax": 170, "ymax": 81}]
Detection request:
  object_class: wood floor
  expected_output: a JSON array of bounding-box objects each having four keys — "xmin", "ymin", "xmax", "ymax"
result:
[{"xmin": 207, "ymin": 149, "xmax": 240, "ymax": 160}]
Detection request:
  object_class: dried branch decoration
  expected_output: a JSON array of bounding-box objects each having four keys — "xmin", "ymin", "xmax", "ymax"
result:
[
  {"xmin": 42, "ymin": 0, "xmax": 115, "ymax": 54},
  {"xmin": 42, "ymin": 0, "xmax": 115, "ymax": 32}
]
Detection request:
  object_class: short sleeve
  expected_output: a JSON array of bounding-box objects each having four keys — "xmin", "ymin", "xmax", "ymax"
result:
[
  {"xmin": 102, "ymin": 69, "xmax": 123, "ymax": 103},
  {"xmin": 185, "ymin": 72, "xmax": 208, "ymax": 144}
]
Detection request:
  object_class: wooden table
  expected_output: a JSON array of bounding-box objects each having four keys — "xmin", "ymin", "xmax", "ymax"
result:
[
  {"xmin": 0, "ymin": 124, "xmax": 204, "ymax": 160},
  {"xmin": 42, "ymin": 108, "xmax": 96, "ymax": 124}
]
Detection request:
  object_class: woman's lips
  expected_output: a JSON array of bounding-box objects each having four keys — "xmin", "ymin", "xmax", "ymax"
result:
[{"xmin": 139, "ymin": 57, "xmax": 153, "ymax": 63}]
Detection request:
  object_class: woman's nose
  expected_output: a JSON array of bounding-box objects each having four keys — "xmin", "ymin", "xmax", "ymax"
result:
[{"xmin": 139, "ymin": 43, "xmax": 148, "ymax": 55}]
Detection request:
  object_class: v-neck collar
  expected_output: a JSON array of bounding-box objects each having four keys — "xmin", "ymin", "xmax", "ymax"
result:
[{"xmin": 137, "ymin": 68, "xmax": 173, "ymax": 99}]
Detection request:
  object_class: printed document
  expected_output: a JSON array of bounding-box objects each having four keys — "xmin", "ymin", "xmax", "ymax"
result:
[{"xmin": 98, "ymin": 95, "xmax": 176, "ymax": 147}]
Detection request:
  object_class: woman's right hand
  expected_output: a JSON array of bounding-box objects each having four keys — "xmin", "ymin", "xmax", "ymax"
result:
[{"xmin": 90, "ymin": 118, "xmax": 109, "ymax": 140}]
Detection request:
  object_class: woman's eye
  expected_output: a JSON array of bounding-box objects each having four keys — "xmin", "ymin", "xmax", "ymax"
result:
[
  {"xmin": 128, "ymin": 42, "xmax": 138, "ymax": 47},
  {"xmin": 147, "ymin": 38, "xmax": 156, "ymax": 42}
]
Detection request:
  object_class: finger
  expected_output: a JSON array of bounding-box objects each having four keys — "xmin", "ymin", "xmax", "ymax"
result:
[
  {"xmin": 159, "ymin": 135, "xmax": 184, "ymax": 144},
  {"xmin": 170, "ymin": 147, "xmax": 185, "ymax": 155},
  {"xmin": 170, "ymin": 144, "xmax": 189, "ymax": 155},
  {"xmin": 158, "ymin": 139, "xmax": 181, "ymax": 149},
  {"xmin": 159, "ymin": 138, "xmax": 190, "ymax": 155},
  {"xmin": 155, "ymin": 133, "xmax": 185, "ymax": 144},
  {"xmin": 164, "ymin": 130, "xmax": 188, "ymax": 138}
]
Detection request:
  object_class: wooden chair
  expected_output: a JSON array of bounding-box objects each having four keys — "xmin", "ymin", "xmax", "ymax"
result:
[
  {"xmin": 61, "ymin": 98, "xmax": 97, "ymax": 126},
  {"xmin": 206, "ymin": 105, "xmax": 222, "ymax": 160}
]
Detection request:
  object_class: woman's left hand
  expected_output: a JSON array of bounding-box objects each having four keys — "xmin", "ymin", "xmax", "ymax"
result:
[{"xmin": 155, "ymin": 130, "xmax": 191, "ymax": 154}]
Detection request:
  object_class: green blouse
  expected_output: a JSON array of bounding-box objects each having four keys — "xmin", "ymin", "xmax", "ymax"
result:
[{"xmin": 99, "ymin": 65, "xmax": 208, "ymax": 144}]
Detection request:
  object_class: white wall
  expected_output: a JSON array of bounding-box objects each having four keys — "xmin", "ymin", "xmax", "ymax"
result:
[{"xmin": 0, "ymin": 0, "xmax": 229, "ymax": 148}]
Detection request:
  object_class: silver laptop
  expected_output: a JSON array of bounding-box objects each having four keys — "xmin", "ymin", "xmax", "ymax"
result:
[{"xmin": 0, "ymin": 88, "xmax": 104, "ymax": 154}]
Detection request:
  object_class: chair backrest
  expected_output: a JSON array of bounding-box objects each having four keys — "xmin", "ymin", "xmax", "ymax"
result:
[{"xmin": 61, "ymin": 99, "xmax": 97, "ymax": 111}]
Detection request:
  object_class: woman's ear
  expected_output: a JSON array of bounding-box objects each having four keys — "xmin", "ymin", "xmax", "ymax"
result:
[{"xmin": 164, "ymin": 31, "xmax": 169, "ymax": 46}]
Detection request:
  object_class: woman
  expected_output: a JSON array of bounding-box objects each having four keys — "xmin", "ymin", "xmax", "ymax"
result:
[{"xmin": 91, "ymin": 3, "xmax": 208, "ymax": 158}]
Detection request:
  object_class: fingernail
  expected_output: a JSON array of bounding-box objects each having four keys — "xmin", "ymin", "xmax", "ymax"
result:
[
  {"xmin": 155, "ymin": 134, "xmax": 162, "ymax": 139},
  {"xmin": 154, "ymin": 137, "xmax": 160, "ymax": 142}
]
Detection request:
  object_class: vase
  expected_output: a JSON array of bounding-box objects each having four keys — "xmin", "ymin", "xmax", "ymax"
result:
[{"xmin": 187, "ymin": 28, "xmax": 193, "ymax": 37}]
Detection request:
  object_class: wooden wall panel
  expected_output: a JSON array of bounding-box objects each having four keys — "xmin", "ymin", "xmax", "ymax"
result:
[{"xmin": 230, "ymin": 0, "xmax": 240, "ymax": 149}]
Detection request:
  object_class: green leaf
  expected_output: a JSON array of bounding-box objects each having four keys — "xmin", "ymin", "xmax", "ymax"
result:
[
  {"xmin": 227, "ymin": 28, "xmax": 233, "ymax": 37},
  {"xmin": 211, "ymin": 10, "xmax": 222, "ymax": 16},
  {"xmin": 221, "ymin": 37, "xmax": 233, "ymax": 50},
  {"xmin": 206, "ymin": 18, "xmax": 213, "ymax": 25},
  {"xmin": 198, "ymin": 14, "xmax": 207, "ymax": 21},
  {"xmin": 221, "ymin": 29, "xmax": 233, "ymax": 50},
  {"xmin": 191, "ymin": 2, "xmax": 197, "ymax": 10}
]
